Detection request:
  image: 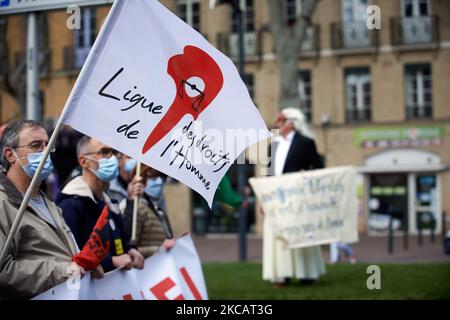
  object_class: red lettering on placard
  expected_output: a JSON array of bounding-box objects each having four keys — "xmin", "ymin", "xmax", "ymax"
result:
[
  {"xmin": 179, "ymin": 267, "xmax": 202, "ymax": 300},
  {"xmin": 150, "ymin": 277, "xmax": 184, "ymax": 300},
  {"xmin": 122, "ymin": 293, "xmax": 134, "ymax": 300}
]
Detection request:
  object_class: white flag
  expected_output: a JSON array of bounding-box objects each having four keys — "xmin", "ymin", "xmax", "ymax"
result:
[{"xmin": 62, "ymin": 0, "xmax": 271, "ymax": 206}]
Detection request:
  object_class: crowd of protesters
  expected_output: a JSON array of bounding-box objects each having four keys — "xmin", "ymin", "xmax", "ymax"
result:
[
  {"xmin": 0, "ymin": 120, "xmax": 176, "ymax": 299},
  {"xmin": 0, "ymin": 108, "xmax": 357, "ymax": 299}
]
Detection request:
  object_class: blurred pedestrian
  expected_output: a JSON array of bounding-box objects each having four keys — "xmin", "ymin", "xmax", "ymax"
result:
[{"xmin": 329, "ymin": 242, "xmax": 357, "ymax": 264}]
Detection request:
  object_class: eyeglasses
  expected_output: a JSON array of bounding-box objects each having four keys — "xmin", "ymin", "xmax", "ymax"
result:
[
  {"xmin": 84, "ymin": 147, "xmax": 118, "ymax": 158},
  {"xmin": 15, "ymin": 140, "xmax": 55, "ymax": 153}
]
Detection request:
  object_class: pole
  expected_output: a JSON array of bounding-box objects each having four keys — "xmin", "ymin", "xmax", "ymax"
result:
[
  {"xmin": 388, "ymin": 215, "xmax": 394, "ymax": 254},
  {"xmin": 0, "ymin": 0, "xmax": 122, "ymax": 264},
  {"xmin": 236, "ymin": 3, "xmax": 247, "ymax": 262},
  {"xmin": 26, "ymin": 12, "xmax": 40, "ymax": 121},
  {"xmin": 131, "ymin": 162, "xmax": 141, "ymax": 242}
]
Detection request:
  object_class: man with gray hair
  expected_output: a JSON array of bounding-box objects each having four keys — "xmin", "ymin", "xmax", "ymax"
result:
[
  {"xmin": 0, "ymin": 120, "xmax": 86, "ymax": 299},
  {"xmin": 263, "ymin": 108, "xmax": 326, "ymax": 286},
  {"xmin": 57, "ymin": 136, "xmax": 145, "ymax": 272}
]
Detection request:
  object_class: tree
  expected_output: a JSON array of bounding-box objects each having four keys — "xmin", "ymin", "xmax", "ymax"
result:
[
  {"xmin": 0, "ymin": 14, "xmax": 49, "ymax": 120},
  {"xmin": 0, "ymin": 16, "xmax": 26, "ymax": 120},
  {"xmin": 266, "ymin": 0, "xmax": 318, "ymax": 111}
]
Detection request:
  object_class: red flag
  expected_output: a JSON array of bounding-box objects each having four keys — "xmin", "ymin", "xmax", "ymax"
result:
[{"xmin": 72, "ymin": 205, "xmax": 111, "ymax": 270}]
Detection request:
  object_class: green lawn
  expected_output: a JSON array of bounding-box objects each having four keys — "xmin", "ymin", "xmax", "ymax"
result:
[{"xmin": 202, "ymin": 262, "xmax": 450, "ymax": 300}]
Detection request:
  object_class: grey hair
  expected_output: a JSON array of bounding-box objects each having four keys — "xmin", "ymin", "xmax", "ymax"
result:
[
  {"xmin": 76, "ymin": 135, "xmax": 92, "ymax": 157},
  {"xmin": 0, "ymin": 120, "xmax": 44, "ymax": 172},
  {"xmin": 281, "ymin": 107, "xmax": 315, "ymax": 140}
]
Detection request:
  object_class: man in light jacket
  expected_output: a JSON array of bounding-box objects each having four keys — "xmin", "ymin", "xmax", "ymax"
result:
[{"xmin": 0, "ymin": 120, "xmax": 85, "ymax": 299}]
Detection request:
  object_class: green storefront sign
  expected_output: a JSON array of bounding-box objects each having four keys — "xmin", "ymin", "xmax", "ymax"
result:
[{"xmin": 354, "ymin": 125, "xmax": 445, "ymax": 148}]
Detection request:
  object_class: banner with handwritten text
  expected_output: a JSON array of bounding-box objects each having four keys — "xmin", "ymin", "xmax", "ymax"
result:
[{"xmin": 250, "ymin": 167, "xmax": 359, "ymax": 248}]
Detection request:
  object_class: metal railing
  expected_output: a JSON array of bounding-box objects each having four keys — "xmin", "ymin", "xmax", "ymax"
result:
[
  {"xmin": 300, "ymin": 24, "xmax": 320, "ymax": 54},
  {"xmin": 331, "ymin": 20, "xmax": 379, "ymax": 50},
  {"xmin": 217, "ymin": 24, "xmax": 320, "ymax": 60},
  {"xmin": 13, "ymin": 49, "xmax": 51, "ymax": 75},
  {"xmin": 217, "ymin": 31, "xmax": 258, "ymax": 58},
  {"xmin": 406, "ymin": 105, "xmax": 433, "ymax": 119},
  {"xmin": 346, "ymin": 108, "xmax": 371, "ymax": 122},
  {"xmin": 390, "ymin": 15, "xmax": 439, "ymax": 46},
  {"xmin": 63, "ymin": 46, "xmax": 91, "ymax": 72}
]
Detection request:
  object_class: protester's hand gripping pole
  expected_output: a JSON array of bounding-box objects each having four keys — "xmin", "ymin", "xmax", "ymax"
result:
[
  {"xmin": 131, "ymin": 162, "xmax": 141, "ymax": 242},
  {"xmin": 0, "ymin": 118, "xmax": 65, "ymax": 265}
]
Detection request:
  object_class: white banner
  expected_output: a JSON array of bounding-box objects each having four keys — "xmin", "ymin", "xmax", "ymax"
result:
[
  {"xmin": 33, "ymin": 235, "xmax": 208, "ymax": 300},
  {"xmin": 61, "ymin": 0, "xmax": 271, "ymax": 207},
  {"xmin": 249, "ymin": 166, "xmax": 359, "ymax": 248}
]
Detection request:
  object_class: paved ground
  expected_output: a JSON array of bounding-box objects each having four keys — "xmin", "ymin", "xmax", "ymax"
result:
[{"xmin": 192, "ymin": 233, "xmax": 450, "ymax": 263}]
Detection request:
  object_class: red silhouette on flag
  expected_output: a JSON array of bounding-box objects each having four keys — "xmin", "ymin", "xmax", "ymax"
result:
[{"xmin": 142, "ymin": 45, "xmax": 224, "ymax": 154}]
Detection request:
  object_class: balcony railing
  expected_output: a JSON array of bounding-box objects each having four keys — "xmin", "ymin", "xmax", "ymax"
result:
[
  {"xmin": 390, "ymin": 15, "xmax": 439, "ymax": 46},
  {"xmin": 300, "ymin": 25, "xmax": 320, "ymax": 54},
  {"xmin": 331, "ymin": 20, "xmax": 379, "ymax": 50},
  {"xmin": 63, "ymin": 46, "xmax": 91, "ymax": 72},
  {"xmin": 406, "ymin": 105, "xmax": 432, "ymax": 119},
  {"xmin": 217, "ymin": 31, "xmax": 257, "ymax": 58},
  {"xmin": 13, "ymin": 49, "xmax": 51, "ymax": 75},
  {"xmin": 346, "ymin": 108, "xmax": 371, "ymax": 122}
]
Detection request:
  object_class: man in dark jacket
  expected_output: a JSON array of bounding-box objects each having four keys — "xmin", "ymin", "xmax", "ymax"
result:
[{"xmin": 57, "ymin": 136, "xmax": 144, "ymax": 272}]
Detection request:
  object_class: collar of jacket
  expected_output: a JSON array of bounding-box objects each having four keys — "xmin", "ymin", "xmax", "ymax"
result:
[
  {"xmin": 108, "ymin": 176, "xmax": 128, "ymax": 199},
  {"xmin": 61, "ymin": 176, "xmax": 98, "ymax": 203},
  {"xmin": 62, "ymin": 176, "xmax": 119, "ymax": 212},
  {"xmin": 0, "ymin": 171, "xmax": 27, "ymax": 206}
]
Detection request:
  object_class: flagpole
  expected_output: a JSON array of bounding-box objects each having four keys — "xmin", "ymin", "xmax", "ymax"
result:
[
  {"xmin": 0, "ymin": 0, "xmax": 123, "ymax": 265},
  {"xmin": 0, "ymin": 116, "xmax": 66, "ymax": 264},
  {"xmin": 131, "ymin": 162, "xmax": 141, "ymax": 242}
]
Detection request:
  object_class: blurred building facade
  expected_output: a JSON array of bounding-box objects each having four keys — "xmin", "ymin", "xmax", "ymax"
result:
[{"xmin": 1, "ymin": 0, "xmax": 449, "ymax": 236}]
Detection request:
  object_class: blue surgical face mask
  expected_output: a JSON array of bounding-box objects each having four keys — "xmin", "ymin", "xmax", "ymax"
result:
[
  {"xmin": 124, "ymin": 158, "xmax": 137, "ymax": 174},
  {"xmin": 15, "ymin": 151, "xmax": 54, "ymax": 182},
  {"xmin": 88, "ymin": 156, "xmax": 119, "ymax": 182},
  {"xmin": 145, "ymin": 176, "xmax": 164, "ymax": 199}
]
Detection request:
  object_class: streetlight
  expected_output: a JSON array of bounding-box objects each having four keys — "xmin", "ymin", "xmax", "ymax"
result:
[{"xmin": 210, "ymin": 0, "xmax": 247, "ymax": 261}]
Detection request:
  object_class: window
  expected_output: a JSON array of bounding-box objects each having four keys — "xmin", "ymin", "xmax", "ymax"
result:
[
  {"xmin": 341, "ymin": 0, "xmax": 371, "ymax": 48},
  {"xmin": 401, "ymin": 0, "xmax": 431, "ymax": 44},
  {"xmin": 229, "ymin": 0, "xmax": 256, "ymax": 57},
  {"xmin": 231, "ymin": 0, "xmax": 254, "ymax": 33},
  {"xmin": 342, "ymin": 0, "xmax": 368, "ymax": 22},
  {"xmin": 74, "ymin": 7, "xmax": 96, "ymax": 68},
  {"xmin": 177, "ymin": 0, "xmax": 201, "ymax": 32},
  {"xmin": 403, "ymin": 0, "xmax": 429, "ymax": 17},
  {"xmin": 345, "ymin": 68, "xmax": 371, "ymax": 122},
  {"xmin": 244, "ymin": 73, "xmax": 254, "ymax": 99},
  {"xmin": 298, "ymin": 70, "xmax": 312, "ymax": 122},
  {"xmin": 405, "ymin": 64, "xmax": 432, "ymax": 119},
  {"xmin": 285, "ymin": 0, "xmax": 301, "ymax": 25}
]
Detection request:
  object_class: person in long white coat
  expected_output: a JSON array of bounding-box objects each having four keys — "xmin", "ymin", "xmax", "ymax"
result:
[{"xmin": 263, "ymin": 108, "xmax": 326, "ymax": 285}]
